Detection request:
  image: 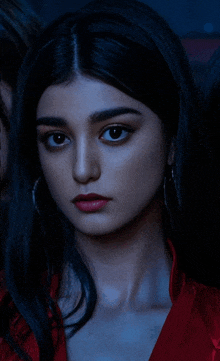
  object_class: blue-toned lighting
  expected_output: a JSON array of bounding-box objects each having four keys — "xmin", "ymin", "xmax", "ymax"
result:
[{"xmin": 204, "ymin": 23, "xmax": 214, "ymax": 33}]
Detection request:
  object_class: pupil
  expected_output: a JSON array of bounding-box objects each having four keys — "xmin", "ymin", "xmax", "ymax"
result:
[
  {"xmin": 110, "ymin": 127, "xmax": 122, "ymax": 139},
  {"xmin": 54, "ymin": 134, "xmax": 65, "ymax": 144}
]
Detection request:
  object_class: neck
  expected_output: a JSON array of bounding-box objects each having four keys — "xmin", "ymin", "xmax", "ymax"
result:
[{"xmin": 72, "ymin": 197, "xmax": 171, "ymax": 311}]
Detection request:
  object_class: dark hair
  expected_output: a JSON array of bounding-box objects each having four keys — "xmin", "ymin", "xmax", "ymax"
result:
[
  {"xmin": 204, "ymin": 47, "xmax": 220, "ymax": 114},
  {"xmin": 0, "ymin": 0, "xmax": 43, "ymax": 130},
  {"xmin": 182, "ymin": 47, "xmax": 220, "ymax": 288},
  {"xmin": 2, "ymin": 0, "xmax": 200, "ymax": 360}
]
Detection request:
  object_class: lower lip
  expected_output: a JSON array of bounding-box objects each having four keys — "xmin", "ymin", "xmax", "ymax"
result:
[{"xmin": 74, "ymin": 199, "xmax": 110, "ymax": 212}]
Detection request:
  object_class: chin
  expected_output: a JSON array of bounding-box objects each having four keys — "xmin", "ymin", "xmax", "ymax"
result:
[
  {"xmin": 74, "ymin": 221, "xmax": 121, "ymax": 237},
  {"xmin": 72, "ymin": 212, "xmax": 143, "ymax": 239}
]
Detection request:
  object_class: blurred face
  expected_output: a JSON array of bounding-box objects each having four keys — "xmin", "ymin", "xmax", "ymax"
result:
[
  {"xmin": 0, "ymin": 80, "xmax": 11, "ymax": 183},
  {"xmin": 37, "ymin": 76, "xmax": 171, "ymax": 235}
]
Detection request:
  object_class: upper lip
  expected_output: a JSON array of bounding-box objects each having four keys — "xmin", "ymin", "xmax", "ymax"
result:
[{"xmin": 73, "ymin": 193, "xmax": 111, "ymax": 202}]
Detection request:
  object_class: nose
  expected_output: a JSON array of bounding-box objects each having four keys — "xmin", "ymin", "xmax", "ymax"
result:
[{"xmin": 72, "ymin": 137, "xmax": 101, "ymax": 184}]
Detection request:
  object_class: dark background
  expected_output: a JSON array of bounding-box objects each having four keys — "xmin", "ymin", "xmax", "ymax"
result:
[
  {"xmin": 25, "ymin": 0, "xmax": 220, "ymax": 68},
  {"xmin": 0, "ymin": 0, "xmax": 218, "ymax": 74},
  {"xmin": 27, "ymin": 0, "xmax": 220, "ymax": 37}
]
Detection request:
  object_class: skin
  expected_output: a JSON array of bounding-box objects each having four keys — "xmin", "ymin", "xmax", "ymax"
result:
[
  {"xmin": 37, "ymin": 75, "xmax": 174, "ymax": 361},
  {"xmin": 0, "ymin": 80, "xmax": 11, "ymax": 198}
]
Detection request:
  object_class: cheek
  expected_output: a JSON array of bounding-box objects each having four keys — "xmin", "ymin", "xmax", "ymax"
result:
[
  {"xmin": 105, "ymin": 136, "xmax": 167, "ymax": 199},
  {"xmin": 38, "ymin": 150, "xmax": 72, "ymax": 204}
]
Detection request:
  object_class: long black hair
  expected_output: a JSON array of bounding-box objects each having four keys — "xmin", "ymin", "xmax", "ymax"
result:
[
  {"xmin": 174, "ymin": 44, "xmax": 220, "ymax": 289},
  {"xmin": 2, "ymin": 0, "xmax": 201, "ymax": 360},
  {"xmin": 186, "ymin": 47, "xmax": 220, "ymax": 286}
]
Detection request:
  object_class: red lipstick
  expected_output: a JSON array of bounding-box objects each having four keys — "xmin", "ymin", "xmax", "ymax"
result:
[{"xmin": 73, "ymin": 193, "xmax": 111, "ymax": 212}]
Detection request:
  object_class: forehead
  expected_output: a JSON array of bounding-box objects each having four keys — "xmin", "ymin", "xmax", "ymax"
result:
[{"xmin": 37, "ymin": 76, "xmax": 148, "ymax": 121}]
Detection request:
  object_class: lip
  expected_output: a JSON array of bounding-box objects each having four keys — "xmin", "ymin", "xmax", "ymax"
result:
[
  {"xmin": 73, "ymin": 193, "xmax": 111, "ymax": 202},
  {"xmin": 72, "ymin": 193, "xmax": 111, "ymax": 212}
]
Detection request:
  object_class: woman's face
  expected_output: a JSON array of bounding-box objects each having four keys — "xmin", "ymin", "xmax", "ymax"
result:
[{"xmin": 37, "ymin": 75, "xmax": 172, "ymax": 235}]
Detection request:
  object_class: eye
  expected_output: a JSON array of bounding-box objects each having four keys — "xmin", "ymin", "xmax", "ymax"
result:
[
  {"xmin": 100, "ymin": 125, "xmax": 134, "ymax": 143},
  {"xmin": 39, "ymin": 132, "xmax": 71, "ymax": 150}
]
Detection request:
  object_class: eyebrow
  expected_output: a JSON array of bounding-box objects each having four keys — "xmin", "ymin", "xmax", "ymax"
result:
[{"xmin": 36, "ymin": 107, "xmax": 142, "ymax": 126}]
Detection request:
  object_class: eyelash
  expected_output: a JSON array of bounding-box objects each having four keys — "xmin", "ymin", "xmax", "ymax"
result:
[
  {"xmin": 38, "ymin": 132, "xmax": 71, "ymax": 151},
  {"xmin": 100, "ymin": 125, "xmax": 134, "ymax": 143},
  {"xmin": 38, "ymin": 125, "xmax": 135, "ymax": 151}
]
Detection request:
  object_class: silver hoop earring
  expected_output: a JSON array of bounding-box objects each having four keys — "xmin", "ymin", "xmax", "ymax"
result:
[{"xmin": 32, "ymin": 177, "xmax": 41, "ymax": 214}]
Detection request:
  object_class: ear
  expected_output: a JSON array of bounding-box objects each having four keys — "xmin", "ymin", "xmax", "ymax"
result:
[{"xmin": 167, "ymin": 137, "xmax": 176, "ymax": 166}]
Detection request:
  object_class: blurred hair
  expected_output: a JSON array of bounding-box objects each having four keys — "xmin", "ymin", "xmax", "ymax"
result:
[{"xmin": 0, "ymin": 0, "xmax": 43, "ymax": 130}]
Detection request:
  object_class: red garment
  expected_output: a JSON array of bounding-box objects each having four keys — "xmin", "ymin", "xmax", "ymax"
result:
[{"xmin": 1, "ymin": 240, "xmax": 220, "ymax": 361}]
